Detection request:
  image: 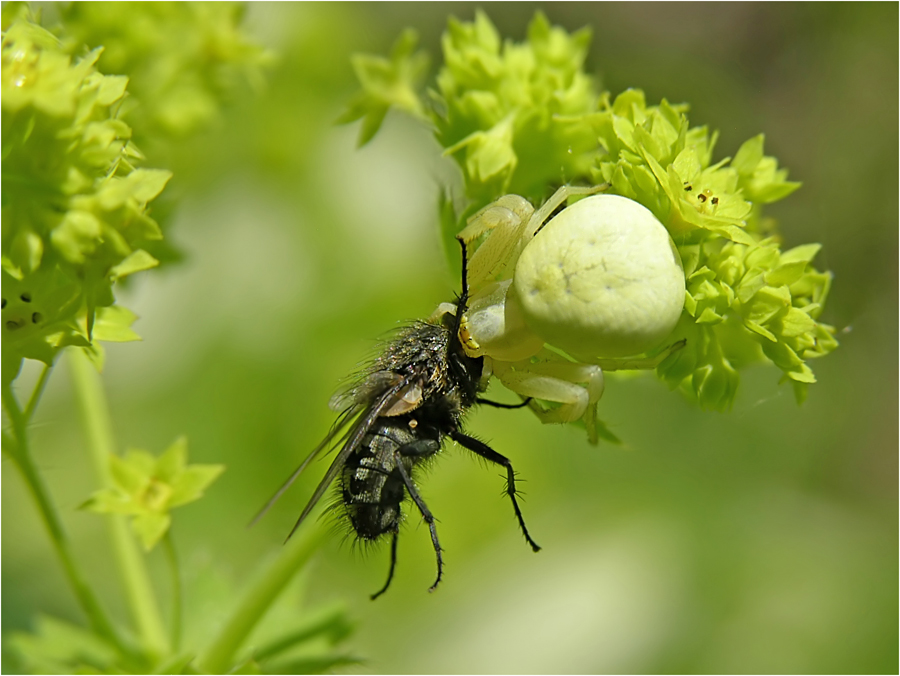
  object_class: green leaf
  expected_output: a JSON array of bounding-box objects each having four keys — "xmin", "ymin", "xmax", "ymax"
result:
[
  {"xmin": 780, "ymin": 307, "xmax": 817, "ymax": 338},
  {"xmin": 697, "ymin": 307, "xmax": 724, "ymax": 324},
  {"xmin": 732, "ymin": 133, "xmax": 764, "ymax": 176},
  {"xmin": 447, "ymin": 116, "xmax": 517, "ymax": 185},
  {"xmin": 51, "ymin": 211, "xmax": 102, "ymax": 264},
  {"xmin": 95, "ymin": 169, "xmax": 172, "ymax": 209},
  {"xmin": 764, "ymin": 261, "xmax": 809, "ymax": 286},
  {"xmin": 91, "ymin": 305, "xmax": 140, "ymax": 343},
  {"xmin": 230, "ymin": 658, "xmax": 264, "ymax": 674},
  {"xmin": 594, "ymin": 419, "xmax": 622, "ymax": 445},
  {"xmin": 110, "ymin": 249, "xmax": 159, "ymax": 280},
  {"xmin": 6, "ymin": 615, "xmax": 118, "ymax": 675},
  {"xmin": 129, "ymin": 168, "xmax": 173, "ymax": 203},
  {"xmin": 156, "ymin": 436, "xmax": 188, "ymax": 483},
  {"xmin": 97, "ymin": 74, "xmax": 128, "ymax": 105},
  {"xmin": 169, "ymin": 464, "xmax": 225, "ymax": 507},
  {"xmin": 132, "ymin": 511, "xmax": 171, "ymax": 550},
  {"xmin": 780, "ymin": 243, "xmax": 822, "ymax": 264},
  {"xmin": 80, "ymin": 342, "xmax": 106, "ymax": 372},
  {"xmin": 80, "ymin": 488, "xmax": 134, "ymax": 515},
  {"xmin": 337, "ymin": 28, "xmax": 428, "ymax": 147},
  {"xmin": 153, "ymin": 653, "xmax": 197, "ymax": 675},
  {"xmin": 110, "ymin": 452, "xmax": 150, "ymax": 495},
  {"xmin": 265, "ymin": 654, "xmax": 363, "ymax": 675},
  {"xmin": 252, "ymin": 604, "xmax": 356, "ymax": 662}
]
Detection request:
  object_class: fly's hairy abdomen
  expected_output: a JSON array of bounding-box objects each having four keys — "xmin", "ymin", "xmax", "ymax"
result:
[{"xmin": 340, "ymin": 417, "xmax": 440, "ymax": 541}]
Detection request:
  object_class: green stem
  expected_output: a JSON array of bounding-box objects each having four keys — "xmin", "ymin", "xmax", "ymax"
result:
[
  {"xmin": 196, "ymin": 525, "xmax": 328, "ymax": 674},
  {"xmin": 23, "ymin": 362, "xmax": 53, "ymax": 422},
  {"xmin": 68, "ymin": 348, "xmax": 169, "ymax": 656},
  {"xmin": 162, "ymin": 533, "xmax": 182, "ymax": 653},
  {"xmin": 1, "ymin": 382, "xmax": 125, "ymax": 652}
]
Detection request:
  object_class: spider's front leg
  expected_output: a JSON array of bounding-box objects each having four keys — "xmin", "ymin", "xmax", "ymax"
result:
[
  {"xmin": 522, "ymin": 183, "xmax": 607, "ymax": 240},
  {"xmin": 457, "ymin": 195, "xmax": 533, "ymax": 291},
  {"xmin": 458, "ymin": 184, "xmax": 607, "ymax": 294},
  {"xmin": 489, "ymin": 357, "xmax": 605, "ymax": 444},
  {"xmin": 584, "ymin": 339, "xmax": 688, "ymax": 373}
]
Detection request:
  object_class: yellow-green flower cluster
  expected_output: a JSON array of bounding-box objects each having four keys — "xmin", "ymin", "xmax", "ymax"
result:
[
  {"xmin": 340, "ymin": 10, "xmax": 838, "ymax": 410},
  {"xmin": 435, "ymin": 11, "xmax": 597, "ymax": 203},
  {"xmin": 587, "ymin": 91, "xmax": 835, "ymax": 408},
  {"xmin": 2, "ymin": 10, "xmax": 170, "ymax": 383},
  {"xmin": 58, "ymin": 2, "xmax": 272, "ymax": 139}
]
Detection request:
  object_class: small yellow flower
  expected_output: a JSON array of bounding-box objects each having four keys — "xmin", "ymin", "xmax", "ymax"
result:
[{"xmin": 82, "ymin": 437, "xmax": 224, "ymax": 550}]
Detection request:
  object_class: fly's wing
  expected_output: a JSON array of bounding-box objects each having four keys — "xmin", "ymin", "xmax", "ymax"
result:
[
  {"xmin": 328, "ymin": 370, "xmax": 401, "ymax": 412},
  {"xmin": 285, "ymin": 377, "xmax": 409, "ymax": 541},
  {"xmin": 251, "ymin": 371, "xmax": 406, "ymax": 528},
  {"xmin": 249, "ymin": 403, "xmax": 364, "ymax": 527}
]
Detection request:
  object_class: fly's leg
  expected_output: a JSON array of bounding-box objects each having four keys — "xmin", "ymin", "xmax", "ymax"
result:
[
  {"xmin": 393, "ymin": 441, "xmax": 444, "ymax": 594},
  {"xmin": 450, "ymin": 430, "xmax": 541, "ymax": 552},
  {"xmin": 370, "ymin": 531, "xmax": 399, "ymax": 601},
  {"xmin": 477, "ymin": 397, "xmax": 532, "ymax": 409}
]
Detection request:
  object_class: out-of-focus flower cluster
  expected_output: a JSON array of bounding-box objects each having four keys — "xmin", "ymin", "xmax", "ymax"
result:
[
  {"xmin": 58, "ymin": 2, "xmax": 273, "ymax": 140},
  {"xmin": 2, "ymin": 9, "xmax": 169, "ymax": 383},
  {"xmin": 338, "ymin": 10, "xmax": 838, "ymax": 410},
  {"xmin": 2, "ymin": 3, "xmax": 271, "ymax": 384}
]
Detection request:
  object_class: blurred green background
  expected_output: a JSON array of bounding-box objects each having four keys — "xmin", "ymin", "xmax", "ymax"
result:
[{"xmin": 3, "ymin": 3, "xmax": 897, "ymax": 673}]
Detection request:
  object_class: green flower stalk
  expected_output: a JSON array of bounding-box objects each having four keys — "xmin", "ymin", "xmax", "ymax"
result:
[{"xmin": 339, "ymin": 10, "xmax": 838, "ymax": 412}]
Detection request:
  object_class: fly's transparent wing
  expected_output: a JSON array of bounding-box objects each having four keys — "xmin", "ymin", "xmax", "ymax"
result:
[
  {"xmin": 249, "ymin": 403, "xmax": 364, "ymax": 527},
  {"xmin": 285, "ymin": 378, "xmax": 409, "ymax": 541},
  {"xmin": 253, "ymin": 371, "xmax": 407, "ymax": 528},
  {"xmin": 328, "ymin": 370, "xmax": 402, "ymax": 412}
]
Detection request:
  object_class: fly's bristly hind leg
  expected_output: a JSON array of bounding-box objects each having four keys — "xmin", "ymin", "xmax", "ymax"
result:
[
  {"xmin": 393, "ymin": 451, "xmax": 444, "ymax": 593},
  {"xmin": 449, "ymin": 430, "xmax": 541, "ymax": 552},
  {"xmin": 371, "ymin": 531, "xmax": 399, "ymax": 601}
]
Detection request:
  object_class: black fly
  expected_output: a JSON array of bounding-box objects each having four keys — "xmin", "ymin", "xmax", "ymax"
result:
[{"xmin": 254, "ymin": 241, "xmax": 540, "ymax": 599}]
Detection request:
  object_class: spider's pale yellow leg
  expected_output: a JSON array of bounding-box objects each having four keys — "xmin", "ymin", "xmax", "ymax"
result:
[
  {"xmin": 457, "ymin": 185, "xmax": 608, "ymax": 293},
  {"xmin": 523, "ymin": 184, "xmax": 608, "ymax": 240},
  {"xmin": 428, "ymin": 302, "xmax": 458, "ymax": 325},
  {"xmin": 457, "ymin": 195, "xmax": 534, "ymax": 291},
  {"xmin": 585, "ymin": 339, "xmax": 687, "ymax": 372},
  {"xmin": 491, "ymin": 359, "xmax": 604, "ymax": 443}
]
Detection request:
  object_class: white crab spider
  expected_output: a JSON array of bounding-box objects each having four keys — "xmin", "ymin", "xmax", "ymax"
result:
[{"xmin": 435, "ymin": 185, "xmax": 686, "ymax": 443}]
